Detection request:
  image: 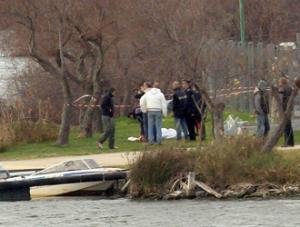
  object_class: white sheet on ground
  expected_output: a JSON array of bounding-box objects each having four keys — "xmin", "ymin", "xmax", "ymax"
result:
[{"xmin": 127, "ymin": 128, "xmax": 178, "ymax": 141}]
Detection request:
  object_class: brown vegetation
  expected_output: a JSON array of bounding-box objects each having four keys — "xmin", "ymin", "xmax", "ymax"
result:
[
  {"xmin": 0, "ymin": 101, "xmax": 58, "ymax": 152},
  {"xmin": 129, "ymin": 136, "xmax": 300, "ymax": 198}
]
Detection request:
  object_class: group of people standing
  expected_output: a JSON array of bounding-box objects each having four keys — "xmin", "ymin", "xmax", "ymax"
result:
[
  {"xmin": 254, "ymin": 77, "xmax": 294, "ymax": 147},
  {"xmin": 134, "ymin": 80, "xmax": 206, "ymax": 145},
  {"xmin": 96, "ymin": 76, "xmax": 295, "ymax": 150}
]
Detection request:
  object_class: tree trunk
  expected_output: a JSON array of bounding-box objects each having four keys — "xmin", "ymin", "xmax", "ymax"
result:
[
  {"xmin": 79, "ymin": 84, "xmax": 94, "ymax": 137},
  {"xmin": 82, "ymin": 106, "xmax": 95, "ymax": 137},
  {"xmin": 262, "ymin": 87, "xmax": 298, "ymax": 152},
  {"xmin": 57, "ymin": 76, "xmax": 73, "ymax": 145},
  {"xmin": 93, "ymin": 107, "xmax": 103, "ymax": 133},
  {"xmin": 212, "ymin": 103, "xmax": 225, "ymax": 140}
]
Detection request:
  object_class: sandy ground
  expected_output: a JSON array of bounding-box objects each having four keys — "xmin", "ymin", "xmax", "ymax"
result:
[
  {"xmin": 1, "ymin": 152, "xmax": 140, "ymax": 170},
  {"xmin": 276, "ymin": 144, "xmax": 300, "ymax": 151}
]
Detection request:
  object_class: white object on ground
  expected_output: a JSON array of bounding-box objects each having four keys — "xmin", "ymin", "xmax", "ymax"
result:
[
  {"xmin": 127, "ymin": 128, "xmax": 178, "ymax": 141},
  {"xmin": 161, "ymin": 128, "xmax": 177, "ymax": 139},
  {"xmin": 128, "ymin": 137, "xmax": 140, "ymax": 142},
  {"xmin": 224, "ymin": 115, "xmax": 249, "ymax": 136}
]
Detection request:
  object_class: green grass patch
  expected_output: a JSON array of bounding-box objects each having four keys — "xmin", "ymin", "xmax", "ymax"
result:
[{"xmin": 0, "ymin": 111, "xmax": 299, "ymax": 160}]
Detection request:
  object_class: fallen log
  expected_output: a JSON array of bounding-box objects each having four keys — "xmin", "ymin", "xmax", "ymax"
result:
[{"xmin": 194, "ymin": 180, "xmax": 222, "ymax": 198}]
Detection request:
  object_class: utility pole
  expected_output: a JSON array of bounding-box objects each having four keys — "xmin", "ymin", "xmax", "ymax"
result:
[{"xmin": 239, "ymin": 0, "xmax": 246, "ymax": 47}]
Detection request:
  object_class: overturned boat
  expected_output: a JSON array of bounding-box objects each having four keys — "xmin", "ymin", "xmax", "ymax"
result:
[{"xmin": 0, "ymin": 159, "xmax": 127, "ymax": 200}]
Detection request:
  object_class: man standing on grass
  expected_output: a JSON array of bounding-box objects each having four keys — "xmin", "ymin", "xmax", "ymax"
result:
[
  {"xmin": 97, "ymin": 88, "xmax": 116, "ymax": 150},
  {"xmin": 172, "ymin": 81, "xmax": 188, "ymax": 140},
  {"xmin": 140, "ymin": 83, "xmax": 167, "ymax": 145},
  {"xmin": 254, "ymin": 80, "xmax": 270, "ymax": 138},
  {"xmin": 139, "ymin": 81, "xmax": 153, "ymax": 142},
  {"xmin": 278, "ymin": 77, "xmax": 294, "ymax": 147},
  {"xmin": 182, "ymin": 79, "xmax": 197, "ymax": 141}
]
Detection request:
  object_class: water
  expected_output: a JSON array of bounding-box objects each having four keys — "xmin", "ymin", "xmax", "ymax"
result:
[{"xmin": 1, "ymin": 198, "xmax": 300, "ymax": 227}]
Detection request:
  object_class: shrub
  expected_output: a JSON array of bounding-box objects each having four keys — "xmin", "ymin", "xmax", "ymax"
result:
[
  {"xmin": 129, "ymin": 136, "xmax": 300, "ymax": 197},
  {"xmin": 12, "ymin": 120, "xmax": 58, "ymax": 143},
  {"xmin": 129, "ymin": 148, "xmax": 195, "ymax": 197},
  {"xmin": 0, "ymin": 111, "xmax": 15, "ymax": 152},
  {"xmin": 195, "ymin": 136, "xmax": 300, "ymax": 188}
]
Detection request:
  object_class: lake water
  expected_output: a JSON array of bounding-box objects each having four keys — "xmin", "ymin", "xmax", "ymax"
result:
[{"xmin": 0, "ymin": 198, "xmax": 300, "ymax": 227}]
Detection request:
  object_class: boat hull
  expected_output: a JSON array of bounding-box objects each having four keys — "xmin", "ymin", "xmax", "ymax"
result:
[{"xmin": 31, "ymin": 180, "xmax": 114, "ymax": 198}]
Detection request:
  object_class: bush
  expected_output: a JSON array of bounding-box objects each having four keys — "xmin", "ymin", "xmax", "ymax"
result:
[
  {"xmin": 129, "ymin": 136, "xmax": 300, "ymax": 197},
  {"xmin": 0, "ymin": 119, "xmax": 58, "ymax": 151},
  {"xmin": 12, "ymin": 120, "xmax": 58, "ymax": 143},
  {"xmin": 196, "ymin": 136, "xmax": 300, "ymax": 188},
  {"xmin": 129, "ymin": 149, "xmax": 195, "ymax": 197},
  {"xmin": 0, "ymin": 113, "xmax": 15, "ymax": 152}
]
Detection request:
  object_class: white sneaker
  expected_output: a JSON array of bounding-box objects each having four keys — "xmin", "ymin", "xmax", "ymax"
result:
[{"xmin": 97, "ymin": 142, "xmax": 103, "ymax": 150}]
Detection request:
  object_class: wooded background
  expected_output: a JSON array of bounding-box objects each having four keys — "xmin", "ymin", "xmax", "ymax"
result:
[{"xmin": 1, "ymin": 0, "xmax": 300, "ymax": 144}]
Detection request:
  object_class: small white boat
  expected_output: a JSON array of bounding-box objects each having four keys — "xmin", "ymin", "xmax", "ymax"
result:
[{"xmin": 4, "ymin": 159, "xmax": 124, "ymax": 198}]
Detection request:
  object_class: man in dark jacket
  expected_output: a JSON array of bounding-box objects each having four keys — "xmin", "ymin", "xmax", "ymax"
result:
[
  {"xmin": 98, "ymin": 88, "xmax": 116, "ymax": 149},
  {"xmin": 279, "ymin": 78, "xmax": 294, "ymax": 146},
  {"xmin": 172, "ymin": 81, "xmax": 188, "ymax": 140},
  {"xmin": 254, "ymin": 80, "xmax": 270, "ymax": 138},
  {"xmin": 182, "ymin": 79, "xmax": 197, "ymax": 140}
]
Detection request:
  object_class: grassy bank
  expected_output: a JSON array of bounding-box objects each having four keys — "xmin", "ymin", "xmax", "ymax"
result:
[
  {"xmin": 129, "ymin": 136, "xmax": 300, "ymax": 199},
  {"xmin": 0, "ymin": 111, "xmax": 299, "ymax": 160}
]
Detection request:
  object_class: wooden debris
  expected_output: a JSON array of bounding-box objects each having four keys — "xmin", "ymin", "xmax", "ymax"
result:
[
  {"xmin": 194, "ymin": 180, "xmax": 222, "ymax": 198},
  {"xmin": 121, "ymin": 179, "xmax": 131, "ymax": 192}
]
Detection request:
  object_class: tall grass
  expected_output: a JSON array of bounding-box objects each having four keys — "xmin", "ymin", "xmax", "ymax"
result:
[
  {"xmin": 129, "ymin": 149, "xmax": 195, "ymax": 197},
  {"xmin": 0, "ymin": 102, "xmax": 58, "ymax": 152},
  {"xmin": 196, "ymin": 136, "xmax": 300, "ymax": 188},
  {"xmin": 0, "ymin": 110, "xmax": 15, "ymax": 152},
  {"xmin": 129, "ymin": 136, "xmax": 300, "ymax": 196}
]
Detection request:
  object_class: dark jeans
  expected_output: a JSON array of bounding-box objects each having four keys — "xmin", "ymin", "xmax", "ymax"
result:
[
  {"xmin": 98, "ymin": 116, "xmax": 115, "ymax": 148},
  {"xmin": 284, "ymin": 119, "xmax": 294, "ymax": 146},
  {"xmin": 196, "ymin": 119, "xmax": 206, "ymax": 141},
  {"xmin": 175, "ymin": 117, "xmax": 188, "ymax": 140},
  {"xmin": 186, "ymin": 115, "xmax": 196, "ymax": 140},
  {"xmin": 256, "ymin": 114, "xmax": 270, "ymax": 138},
  {"xmin": 143, "ymin": 113, "xmax": 148, "ymax": 140}
]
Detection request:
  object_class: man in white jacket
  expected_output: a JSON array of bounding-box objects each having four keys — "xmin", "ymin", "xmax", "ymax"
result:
[{"xmin": 140, "ymin": 86, "xmax": 167, "ymax": 144}]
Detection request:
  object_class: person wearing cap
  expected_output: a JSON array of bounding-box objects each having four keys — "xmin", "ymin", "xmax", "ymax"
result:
[
  {"xmin": 254, "ymin": 80, "xmax": 270, "ymax": 138},
  {"xmin": 278, "ymin": 78, "xmax": 294, "ymax": 147}
]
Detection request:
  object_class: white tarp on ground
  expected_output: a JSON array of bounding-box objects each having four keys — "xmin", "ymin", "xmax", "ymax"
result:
[{"xmin": 128, "ymin": 128, "xmax": 178, "ymax": 141}]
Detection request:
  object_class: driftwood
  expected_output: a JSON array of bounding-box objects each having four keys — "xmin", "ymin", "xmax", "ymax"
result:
[
  {"xmin": 121, "ymin": 179, "xmax": 131, "ymax": 192},
  {"xmin": 194, "ymin": 180, "xmax": 222, "ymax": 198},
  {"xmin": 168, "ymin": 172, "xmax": 222, "ymax": 199}
]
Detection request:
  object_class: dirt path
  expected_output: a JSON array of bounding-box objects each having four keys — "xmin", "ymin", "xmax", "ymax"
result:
[{"xmin": 1, "ymin": 152, "xmax": 140, "ymax": 170}]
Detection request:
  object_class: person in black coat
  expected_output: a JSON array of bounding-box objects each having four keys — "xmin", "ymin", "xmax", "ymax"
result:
[
  {"xmin": 278, "ymin": 78, "xmax": 294, "ymax": 147},
  {"xmin": 172, "ymin": 81, "xmax": 188, "ymax": 140},
  {"xmin": 182, "ymin": 79, "xmax": 197, "ymax": 140},
  {"xmin": 98, "ymin": 88, "xmax": 116, "ymax": 149}
]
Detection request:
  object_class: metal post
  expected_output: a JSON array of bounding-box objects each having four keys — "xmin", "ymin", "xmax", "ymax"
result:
[{"xmin": 239, "ymin": 0, "xmax": 246, "ymax": 47}]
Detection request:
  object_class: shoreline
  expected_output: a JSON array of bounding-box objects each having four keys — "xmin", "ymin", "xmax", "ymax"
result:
[
  {"xmin": 1, "ymin": 151, "xmax": 139, "ymax": 170},
  {"xmin": 129, "ymin": 182, "xmax": 300, "ymax": 201}
]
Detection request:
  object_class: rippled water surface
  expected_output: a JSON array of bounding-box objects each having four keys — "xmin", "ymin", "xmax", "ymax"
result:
[{"xmin": 1, "ymin": 198, "xmax": 300, "ymax": 227}]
